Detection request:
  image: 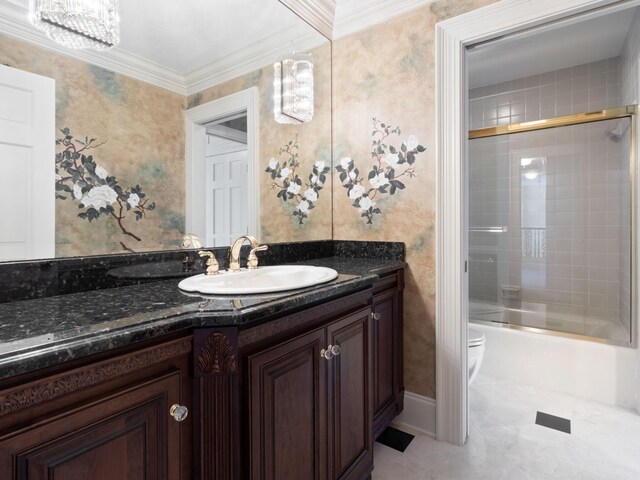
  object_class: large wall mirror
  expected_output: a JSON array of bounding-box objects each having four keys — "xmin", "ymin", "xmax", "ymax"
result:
[{"xmin": 0, "ymin": 0, "xmax": 331, "ymax": 261}]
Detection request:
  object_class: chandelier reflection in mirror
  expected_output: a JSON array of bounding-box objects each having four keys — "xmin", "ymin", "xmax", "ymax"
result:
[
  {"xmin": 29, "ymin": 0, "xmax": 119, "ymax": 51},
  {"xmin": 273, "ymin": 52, "xmax": 314, "ymax": 124}
]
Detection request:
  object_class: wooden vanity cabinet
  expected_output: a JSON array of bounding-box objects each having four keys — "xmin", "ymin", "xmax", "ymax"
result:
[
  {"xmin": 371, "ymin": 271, "xmax": 405, "ymax": 438},
  {"xmin": 194, "ymin": 288, "xmax": 376, "ymax": 480},
  {"xmin": 0, "ymin": 335, "xmax": 193, "ymax": 480},
  {"xmin": 248, "ymin": 308, "xmax": 372, "ymax": 480},
  {"xmin": 248, "ymin": 326, "xmax": 328, "ymax": 480},
  {"xmin": 0, "ymin": 267, "xmax": 403, "ymax": 480},
  {"xmin": 326, "ymin": 309, "xmax": 373, "ymax": 480}
]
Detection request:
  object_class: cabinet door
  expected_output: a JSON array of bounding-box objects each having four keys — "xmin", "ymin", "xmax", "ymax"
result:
[
  {"xmin": 248, "ymin": 328, "xmax": 327, "ymax": 480},
  {"xmin": 372, "ymin": 289, "xmax": 397, "ymax": 418},
  {"xmin": 0, "ymin": 370, "xmax": 183, "ymax": 480},
  {"xmin": 326, "ymin": 309, "xmax": 372, "ymax": 480}
]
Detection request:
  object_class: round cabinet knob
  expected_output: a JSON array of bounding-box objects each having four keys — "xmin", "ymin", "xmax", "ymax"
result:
[
  {"xmin": 330, "ymin": 345, "xmax": 341, "ymax": 356},
  {"xmin": 371, "ymin": 312, "xmax": 381, "ymax": 320},
  {"xmin": 170, "ymin": 404, "xmax": 189, "ymax": 422},
  {"xmin": 321, "ymin": 345, "xmax": 334, "ymax": 360}
]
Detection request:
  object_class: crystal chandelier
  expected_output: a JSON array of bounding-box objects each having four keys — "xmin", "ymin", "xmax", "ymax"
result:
[
  {"xmin": 273, "ymin": 52, "xmax": 314, "ymax": 124},
  {"xmin": 29, "ymin": 0, "xmax": 120, "ymax": 51}
]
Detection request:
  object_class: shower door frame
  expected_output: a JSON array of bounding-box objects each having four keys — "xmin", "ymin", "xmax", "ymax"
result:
[
  {"xmin": 435, "ymin": 0, "xmax": 640, "ymax": 447},
  {"xmin": 468, "ymin": 106, "xmax": 638, "ymax": 346}
]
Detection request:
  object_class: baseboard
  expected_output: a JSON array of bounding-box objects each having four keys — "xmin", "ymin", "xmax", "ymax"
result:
[{"xmin": 390, "ymin": 391, "xmax": 436, "ymax": 437}]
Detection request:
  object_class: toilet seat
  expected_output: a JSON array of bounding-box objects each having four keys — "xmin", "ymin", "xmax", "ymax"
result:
[
  {"xmin": 469, "ymin": 300, "xmax": 506, "ymax": 323},
  {"xmin": 468, "ymin": 327, "xmax": 486, "ymax": 384},
  {"xmin": 469, "ymin": 300, "xmax": 505, "ymax": 316},
  {"xmin": 468, "ymin": 326, "xmax": 485, "ymax": 347}
]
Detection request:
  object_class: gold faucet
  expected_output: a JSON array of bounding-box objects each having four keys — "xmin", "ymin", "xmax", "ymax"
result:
[
  {"xmin": 198, "ymin": 250, "xmax": 220, "ymax": 276},
  {"xmin": 181, "ymin": 234, "xmax": 203, "ymax": 272},
  {"xmin": 228, "ymin": 236, "xmax": 268, "ymax": 272},
  {"xmin": 248, "ymin": 244, "xmax": 268, "ymax": 269},
  {"xmin": 181, "ymin": 233, "xmax": 203, "ymax": 249}
]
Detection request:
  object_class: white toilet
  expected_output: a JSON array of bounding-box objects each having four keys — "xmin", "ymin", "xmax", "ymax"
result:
[{"xmin": 468, "ymin": 326, "xmax": 486, "ymax": 384}]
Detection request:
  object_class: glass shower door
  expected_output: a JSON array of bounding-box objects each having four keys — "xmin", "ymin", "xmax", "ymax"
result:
[{"xmin": 468, "ymin": 115, "xmax": 634, "ymax": 344}]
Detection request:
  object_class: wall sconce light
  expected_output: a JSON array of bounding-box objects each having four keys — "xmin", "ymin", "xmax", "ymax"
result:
[
  {"xmin": 273, "ymin": 52, "xmax": 314, "ymax": 124},
  {"xmin": 29, "ymin": 0, "xmax": 120, "ymax": 51}
]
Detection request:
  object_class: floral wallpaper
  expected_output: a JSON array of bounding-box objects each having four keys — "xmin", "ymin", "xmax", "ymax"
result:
[
  {"xmin": 265, "ymin": 135, "xmax": 331, "ymax": 224},
  {"xmin": 335, "ymin": 118, "xmax": 425, "ymax": 224},
  {"xmin": 0, "ymin": 33, "xmax": 186, "ymax": 257},
  {"xmin": 332, "ymin": 0, "xmax": 498, "ymax": 398},
  {"xmin": 187, "ymin": 42, "xmax": 333, "ymax": 243},
  {"xmin": 55, "ymin": 129, "xmax": 156, "ymax": 252}
]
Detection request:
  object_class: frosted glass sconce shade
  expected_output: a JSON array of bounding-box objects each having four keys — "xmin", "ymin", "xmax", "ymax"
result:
[
  {"xmin": 29, "ymin": 0, "xmax": 120, "ymax": 51},
  {"xmin": 273, "ymin": 52, "xmax": 314, "ymax": 124}
]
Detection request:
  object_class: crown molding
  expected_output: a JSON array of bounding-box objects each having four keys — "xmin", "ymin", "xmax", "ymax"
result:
[
  {"xmin": 280, "ymin": 0, "xmax": 336, "ymax": 39},
  {"xmin": 333, "ymin": 0, "xmax": 434, "ymax": 39},
  {"xmin": 0, "ymin": 1, "xmax": 188, "ymax": 94},
  {"xmin": 0, "ymin": 1, "xmax": 330, "ymax": 98},
  {"xmin": 185, "ymin": 28, "xmax": 325, "ymax": 96}
]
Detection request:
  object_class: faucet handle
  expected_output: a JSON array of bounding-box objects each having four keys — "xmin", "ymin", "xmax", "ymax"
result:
[
  {"xmin": 247, "ymin": 245, "xmax": 268, "ymax": 270},
  {"xmin": 182, "ymin": 233, "xmax": 203, "ymax": 249},
  {"xmin": 198, "ymin": 250, "xmax": 219, "ymax": 276}
]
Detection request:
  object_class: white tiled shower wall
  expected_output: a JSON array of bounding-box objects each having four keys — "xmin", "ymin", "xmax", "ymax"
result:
[
  {"xmin": 468, "ymin": 57, "xmax": 632, "ymax": 340},
  {"xmin": 469, "ymin": 58, "xmax": 620, "ymax": 129}
]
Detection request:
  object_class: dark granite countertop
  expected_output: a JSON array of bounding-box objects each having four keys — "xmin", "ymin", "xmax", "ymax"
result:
[{"xmin": 0, "ymin": 256, "xmax": 404, "ymax": 381}]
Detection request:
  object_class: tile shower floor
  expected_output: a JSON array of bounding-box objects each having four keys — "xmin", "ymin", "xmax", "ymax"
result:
[{"xmin": 373, "ymin": 375, "xmax": 640, "ymax": 479}]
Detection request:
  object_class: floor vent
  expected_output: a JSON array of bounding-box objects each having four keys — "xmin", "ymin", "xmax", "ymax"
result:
[
  {"xmin": 535, "ymin": 411, "xmax": 571, "ymax": 434},
  {"xmin": 375, "ymin": 426, "xmax": 415, "ymax": 452}
]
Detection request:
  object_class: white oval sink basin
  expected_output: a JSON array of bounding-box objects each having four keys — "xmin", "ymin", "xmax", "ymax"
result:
[{"xmin": 178, "ymin": 265, "xmax": 339, "ymax": 295}]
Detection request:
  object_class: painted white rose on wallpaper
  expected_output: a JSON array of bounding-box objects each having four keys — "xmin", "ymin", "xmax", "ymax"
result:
[
  {"xmin": 127, "ymin": 193, "xmax": 141, "ymax": 208},
  {"xmin": 369, "ymin": 172, "xmax": 390, "ymax": 189},
  {"xmin": 73, "ymin": 183, "xmax": 83, "ymax": 200},
  {"xmin": 359, "ymin": 196, "xmax": 375, "ymax": 211},
  {"xmin": 55, "ymin": 128, "xmax": 156, "ymax": 252},
  {"xmin": 80, "ymin": 184, "xmax": 118, "ymax": 210},
  {"xmin": 265, "ymin": 134, "xmax": 330, "ymax": 225},
  {"xmin": 336, "ymin": 118, "xmax": 426, "ymax": 224},
  {"xmin": 298, "ymin": 200, "xmax": 310, "ymax": 213},
  {"xmin": 304, "ymin": 189, "xmax": 318, "ymax": 202},
  {"xmin": 405, "ymin": 135, "xmax": 420, "ymax": 151},
  {"xmin": 383, "ymin": 153, "xmax": 400, "ymax": 168},
  {"xmin": 349, "ymin": 184, "xmax": 365, "ymax": 199},
  {"xmin": 287, "ymin": 182, "xmax": 302, "ymax": 195},
  {"xmin": 95, "ymin": 164, "xmax": 108, "ymax": 180},
  {"xmin": 279, "ymin": 167, "xmax": 291, "ymax": 180}
]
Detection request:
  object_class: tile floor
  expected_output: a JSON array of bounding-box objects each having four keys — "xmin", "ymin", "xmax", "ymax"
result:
[{"xmin": 373, "ymin": 374, "xmax": 640, "ymax": 479}]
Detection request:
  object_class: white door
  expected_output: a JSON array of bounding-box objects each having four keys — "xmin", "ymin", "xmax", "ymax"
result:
[
  {"xmin": 205, "ymin": 135, "xmax": 248, "ymax": 246},
  {"xmin": 184, "ymin": 88, "xmax": 260, "ymax": 246},
  {"xmin": 0, "ymin": 65, "xmax": 55, "ymax": 261}
]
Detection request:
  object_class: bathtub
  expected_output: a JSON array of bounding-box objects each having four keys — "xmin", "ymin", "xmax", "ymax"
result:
[{"xmin": 469, "ymin": 319, "xmax": 638, "ymax": 409}]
